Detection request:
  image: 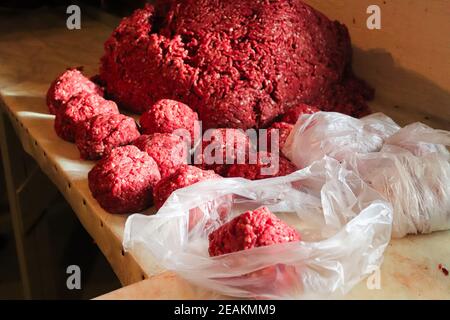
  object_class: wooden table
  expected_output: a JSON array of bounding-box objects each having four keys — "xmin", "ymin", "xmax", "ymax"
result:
[{"xmin": 0, "ymin": 3, "xmax": 449, "ymax": 300}]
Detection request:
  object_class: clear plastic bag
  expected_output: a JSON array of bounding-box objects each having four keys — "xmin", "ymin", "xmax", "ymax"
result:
[
  {"xmin": 283, "ymin": 112, "xmax": 401, "ymax": 169},
  {"xmin": 123, "ymin": 158, "xmax": 392, "ymax": 299},
  {"xmin": 347, "ymin": 123, "xmax": 450, "ymax": 238},
  {"xmin": 285, "ymin": 112, "xmax": 450, "ymax": 238}
]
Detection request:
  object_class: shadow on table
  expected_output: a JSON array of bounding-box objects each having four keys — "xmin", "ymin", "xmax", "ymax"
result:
[{"xmin": 352, "ymin": 47, "xmax": 450, "ymax": 129}]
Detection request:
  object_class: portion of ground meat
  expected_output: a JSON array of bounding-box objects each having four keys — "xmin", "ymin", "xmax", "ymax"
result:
[
  {"xmin": 208, "ymin": 206, "xmax": 300, "ymax": 256},
  {"xmin": 153, "ymin": 165, "xmax": 221, "ymax": 209},
  {"xmin": 266, "ymin": 122, "xmax": 294, "ymax": 155},
  {"xmin": 75, "ymin": 113, "xmax": 140, "ymax": 160},
  {"xmin": 226, "ymin": 152, "xmax": 297, "ymax": 180},
  {"xmin": 139, "ymin": 99, "xmax": 199, "ymax": 140},
  {"xmin": 88, "ymin": 145, "xmax": 161, "ymax": 214},
  {"xmin": 133, "ymin": 133, "xmax": 189, "ymax": 178},
  {"xmin": 100, "ymin": 1, "xmax": 372, "ymax": 129},
  {"xmin": 311, "ymin": 76, "xmax": 374, "ymax": 118},
  {"xmin": 195, "ymin": 128, "xmax": 253, "ymax": 176},
  {"xmin": 54, "ymin": 92, "xmax": 119, "ymax": 142},
  {"xmin": 279, "ymin": 104, "xmax": 320, "ymax": 125},
  {"xmin": 47, "ymin": 68, "xmax": 104, "ymax": 115}
]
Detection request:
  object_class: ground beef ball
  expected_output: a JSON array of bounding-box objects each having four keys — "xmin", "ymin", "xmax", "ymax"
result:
[
  {"xmin": 54, "ymin": 92, "xmax": 119, "ymax": 142},
  {"xmin": 226, "ymin": 152, "xmax": 297, "ymax": 180},
  {"xmin": 208, "ymin": 206, "xmax": 300, "ymax": 256},
  {"xmin": 88, "ymin": 145, "xmax": 161, "ymax": 214},
  {"xmin": 75, "ymin": 114, "xmax": 140, "ymax": 160},
  {"xmin": 100, "ymin": 1, "xmax": 372, "ymax": 129},
  {"xmin": 133, "ymin": 133, "xmax": 189, "ymax": 179},
  {"xmin": 280, "ymin": 104, "xmax": 320, "ymax": 125},
  {"xmin": 153, "ymin": 165, "xmax": 221, "ymax": 209},
  {"xmin": 139, "ymin": 99, "xmax": 199, "ymax": 140},
  {"xmin": 195, "ymin": 128, "xmax": 253, "ymax": 176},
  {"xmin": 47, "ymin": 68, "xmax": 104, "ymax": 115},
  {"xmin": 266, "ymin": 122, "xmax": 294, "ymax": 155}
]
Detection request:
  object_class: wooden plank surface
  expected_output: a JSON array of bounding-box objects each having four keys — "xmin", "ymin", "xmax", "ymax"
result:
[
  {"xmin": 96, "ymin": 273, "xmax": 221, "ymax": 300},
  {"xmin": 0, "ymin": 3, "xmax": 449, "ymax": 299}
]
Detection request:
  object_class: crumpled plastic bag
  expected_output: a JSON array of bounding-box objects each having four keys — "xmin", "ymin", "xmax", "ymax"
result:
[
  {"xmin": 123, "ymin": 157, "xmax": 392, "ymax": 299},
  {"xmin": 284, "ymin": 112, "xmax": 450, "ymax": 238},
  {"xmin": 283, "ymin": 112, "xmax": 401, "ymax": 168}
]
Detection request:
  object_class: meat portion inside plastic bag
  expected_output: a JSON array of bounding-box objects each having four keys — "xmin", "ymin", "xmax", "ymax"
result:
[
  {"xmin": 123, "ymin": 157, "xmax": 392, "ymax": 299},
  {"xmin": 348, "ymin": 124, "xmax": 450, "ymax": 237},
  {"xmin": 284, "ymin": 112, "xmax": 450, "ymax": 238},
  {"xmin": 208, "ymin": 206, "xmax": 301, "ymax": 256}
]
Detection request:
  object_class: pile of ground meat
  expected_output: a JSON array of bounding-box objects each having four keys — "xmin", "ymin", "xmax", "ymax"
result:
[
  {"xmin": 266, "ymin": 122, "xmax": 294, "ymax": 154},
  {"xmin": 140, "ymin": 99, "xmax": 199, "ymax": 140},
  {"xmin": 153, "ymin": 165, "xmax": 222, "ymax": 209},
  {"xmin": 46, "ymin": 0, "xmax": 374, "ymax": 216},
  {"xmin": 265, "ymin": 104, "xmax": 320, "ymax": 154},
  {"xmin": 208, "ymin": 206, "xmax": 301, "ymax": 256},
  {"xmin": 133, "ymin": 133, "xmax": 189, "ymax": 178},
  {"xmin": 280, "ymin": 104, "xmax": 321, "ymax": 125},
  {"xmin": 47, "ymin": 68, "xmax": 104, "ymax": 115},
  {"xmin": 226, "ymin": 152, "xmax": 297, "ymax": 180},
  {"xmin": 75, "ymin": 113, "xmax": 140, "ymax": 160},
  {"xmin": 54, "ymin": 92, "xmax": 119, "ymax": 142},
  {"xmin": 195, "ymin": 128, "xmax": 254, "ymax": 176},
  {"xmin": 88, "ymin": 146, "xmax": 161, "ymax": 214},
  {"xmin": 100, "ymin": 0, "xmax": 373, "ymax": 129}
]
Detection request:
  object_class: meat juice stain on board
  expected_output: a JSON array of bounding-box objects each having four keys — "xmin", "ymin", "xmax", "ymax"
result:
[{"xmin": 438, "ymin": 264, "xmax": 449, "ymax": 277}]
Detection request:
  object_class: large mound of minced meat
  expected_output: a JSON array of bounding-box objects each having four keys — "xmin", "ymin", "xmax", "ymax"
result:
[{"xmin": 99, "ymin": 0, "xmax": 373, "ymax": 130}]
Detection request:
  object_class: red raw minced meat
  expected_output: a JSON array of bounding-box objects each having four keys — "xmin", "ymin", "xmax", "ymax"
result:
[
  {"xmin": 226, "ymin": 152, "xmax": 297, "ymax": 180},
  {"xmin": 54, "ymin": 92, "xmax": 119, "ymax": 142},
  {"xmin": 280, "ymin": 104, "xmax": 320, "ymax": 125},
  {"xmin": 208, "ymin": 206, "xmax": 300, "ymax": 257},
  {"xmin": 47, "ymin": 68, "xmax": 104, "ymax": 115},
  {"xmin": 100, "ymin": 1, "xmax": 373, "ymax": 129},
  {"xmin": 139, "ymin": 99, "xmax": 199, "ymax": 140},
  {"xmin": 75, "ymin": 113, "xmax": 140, "ymax": 160},
  {"xmin": 153, "ymin": 165, "xmax": 221, "ymax": 209},
  {"xmin": 133, "ymin": 133, "xmax": 189, "ymax": 179},
  {"xmin": 266, "ymin": 122, "xmax": 294, "ymax": 155},
  {"xmin": 88, "ymin": 145, "xmax": 161, "ymax": 214},
  {"xmin": 195, "ymin": 128, "xmax": 254, "ymax": 176},
  {"xmin": 312, "ymin": 76, "xmax": 374, "ymax": 118}
]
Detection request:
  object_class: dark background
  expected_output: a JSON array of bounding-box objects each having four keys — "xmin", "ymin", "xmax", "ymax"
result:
[
  {"xmin": 0, "ymin": 0, "xmax": 156, "ymax": 300},
  {"xmin": 0, "ymin": 0, "xmax": 149, "ymax": 16}
]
